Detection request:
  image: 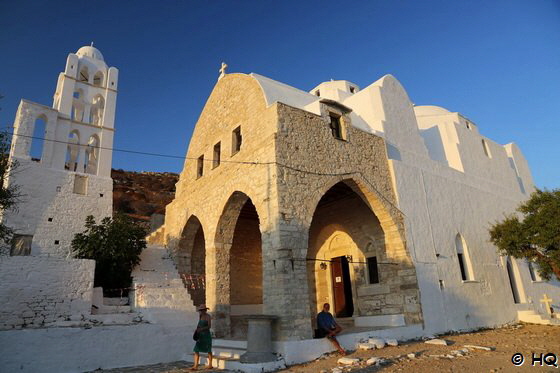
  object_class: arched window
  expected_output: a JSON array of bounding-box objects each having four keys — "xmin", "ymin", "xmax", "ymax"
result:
[
  {"xmin": 93, "ymin": 71, "xmax": 104, "ymax": 87},
  {"xmin": 30, "ymin": 115, "xmax": 47, "ymax": 161},
  {"xmin": 84, "ymin": 135, "xmax": 99, "ymax": 175},
  {"xmin": 65, "ymin": 130, "xmax": 80, "ymax": 171},
  {"xmin": 71, "ymin": 89, "xmax": 84, "ymax": 122},
  {"xmin": 455, "ymin": 234, "xmax": 474, "ymax": 281},
  {"xmin": 78, "ymin": 66, "xmax": 89, "ymax": 83},
  {"xmin": 90, "ymin": 95, "xmax": 105, "ymax": 125}
]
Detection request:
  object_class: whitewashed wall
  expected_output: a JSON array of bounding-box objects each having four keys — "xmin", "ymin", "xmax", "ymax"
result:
[
  {"xmin": 1, "ymin": 157, "xmax": 112, "ymax": 257},
  {"xmin": 0, "ymin": 323, "xmax": 191, "ymax": 373},
  {"xmin": 0, "ymin": 256, "xmax": 95, "ymax": 330},
  {"xmin": 344, "ymin": 75, "xmax": 560, "ymax": 334}
]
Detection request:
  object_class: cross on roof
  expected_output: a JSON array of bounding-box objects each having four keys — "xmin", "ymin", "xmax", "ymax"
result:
[
  {"xmin": 219, "ymin": 62, "xmax": 228, "ymax": 80},
  {"xmin": 540, "ymin": 294, "xmax": 553, "ymax": 315}
]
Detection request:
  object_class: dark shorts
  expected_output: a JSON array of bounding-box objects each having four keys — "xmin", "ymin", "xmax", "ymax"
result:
[{"xmin": 315, "ymin": 328, "xmax": 336, "ymax": 339}]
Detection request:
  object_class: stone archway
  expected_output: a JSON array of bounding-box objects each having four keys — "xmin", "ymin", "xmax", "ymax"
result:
[
  {"xmin": 177, "ymin": 215, "xmax": 206, "ymax": 306},
  {"xmin": 308, "ymin": 181, "xmax": 385, "ymax": 321},
  {"xmin": 213, "ymin": 191, "xmax": 263, "ymax": 338},
  {"xmin": 307, "ymin": 179, "xmax": 421, "ymax": 329}
]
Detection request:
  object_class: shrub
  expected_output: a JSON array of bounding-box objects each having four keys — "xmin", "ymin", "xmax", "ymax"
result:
[{"xmin": 72, "ymin": 213, "xmax": 147, "ymax": 295}]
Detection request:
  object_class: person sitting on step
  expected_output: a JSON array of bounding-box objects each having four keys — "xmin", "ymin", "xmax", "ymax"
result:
[{"xmin": 316, "ymin": 303, "xmax": 346, "ymax": 355}]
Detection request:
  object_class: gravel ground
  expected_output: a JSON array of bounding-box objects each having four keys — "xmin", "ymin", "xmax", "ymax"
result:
[{"xmin": 93, "ymin": 323, "xmax": 560, "ymax": 373}]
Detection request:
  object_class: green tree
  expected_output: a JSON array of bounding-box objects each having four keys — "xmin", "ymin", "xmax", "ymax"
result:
[
  {"xmin": 0, "ymin": 130, "xmax": 20, "ymax": 244},
  {"xmin": 489, "ymin": 189, "xmax": 560, "ymax": 281},
  {"xmin": 72, "ymin": 213, "xmax": 147, "ymax": 294}
]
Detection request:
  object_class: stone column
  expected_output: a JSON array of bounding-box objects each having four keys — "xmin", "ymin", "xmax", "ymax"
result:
[
  {"xmin": 262, "ymin": 221, "xmax": 313, "ymax": 341},
  {"xmin": 239, "ymin": 315, "xmax": 278, "ymax": 363},
  {"xmin": 206, "ymin": 240, "xmax": 231, "ymax": 338}
]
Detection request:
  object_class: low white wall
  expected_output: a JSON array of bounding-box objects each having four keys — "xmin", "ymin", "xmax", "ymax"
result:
[
  {"xmin": 0, "ymin": 256, "xmax": 94, "ymax": 330},
  {"xmin": 0, "ymin": 323, "xmax": 192, "ymax": 373},
  {"xmin": 274, "ymin": 324, "xmax": 424, "ymax": 365}
]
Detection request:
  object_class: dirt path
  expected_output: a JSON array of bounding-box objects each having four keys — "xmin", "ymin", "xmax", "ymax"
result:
[
  {"xmin": 280, "ymin": 324, "xmax": 560, "ymax": 373},
  {"xmin": 95, "ymin": 324, "xmax": 559, "ymax": 372}
]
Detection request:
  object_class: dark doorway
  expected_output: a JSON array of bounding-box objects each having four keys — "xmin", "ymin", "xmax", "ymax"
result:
[{"xmin": 331, "ymin": 256, "xmax": 354, "ymax": 317}]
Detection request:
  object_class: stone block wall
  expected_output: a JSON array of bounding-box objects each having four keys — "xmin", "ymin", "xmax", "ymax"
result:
[
  {"xmin": 271, "ymin": 102, "xmax": 422, "ymax": 327},
  {"xmin": 0, "ymin": 256, "xmax": 94, "ymax": 330}
]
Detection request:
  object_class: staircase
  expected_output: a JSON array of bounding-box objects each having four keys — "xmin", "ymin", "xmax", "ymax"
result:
[
  {"xmin": 517, "ymin": 310, "xmax": 560, "ymax": 325},
  {"xmin": 131, "ymin": 246, "xmax": 286, "ymax": 372},
  {"xmin": 131, "ymin": 245, "xmax": 197, "ymax": 326}
]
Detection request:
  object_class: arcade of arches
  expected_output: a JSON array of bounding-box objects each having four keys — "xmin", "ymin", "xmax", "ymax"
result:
[{"xmin": 173, "ymin": 181, "xmax": 421, "ymax": 339}]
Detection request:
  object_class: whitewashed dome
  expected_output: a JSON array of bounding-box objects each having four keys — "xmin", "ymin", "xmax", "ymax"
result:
[
  {"xmin": 414, "ymin": 105, "xmax": 451, "ymax": 116},
  {"xmin": 76, "ymin": 46, "xmax": 104, "ymax": 61}
]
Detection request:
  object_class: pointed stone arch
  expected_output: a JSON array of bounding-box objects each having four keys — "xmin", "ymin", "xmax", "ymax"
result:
[
  {"xmin": 305, "ymin": 176, "xmax": 407, "ymax": 262},
  {"xmin": 176, "ymin": 214, "xmax": 207, "ymax": 307},
  {"xmin": 306, "ymin": 177, "xmax": 421, "ymax": 327},
  {"xmin": 211, "ymin": 190, "xmax": 264, "ymax": 337}
]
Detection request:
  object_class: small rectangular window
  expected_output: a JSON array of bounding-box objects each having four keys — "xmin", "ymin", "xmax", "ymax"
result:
[
  {"xmin": 197, "ymin": 155, "xmax": 204, "ymax": 178},
  {"xmin": 349, "ymin": 87, "xmax": 355, "ymax": 94},
  {"xmin": 329, "ymin": 113, "xmax": 343, "ymax": 139},
  {"xmin": 367, "ymin": 256, "xmax": 379, "ymax": 284},
  {"xmin": 232, "ymin": 126, "xmax": 242, "ymax": 155},
  {"xmin": 10, "ymin": 235, "xmax": 33, "ymax": 256},
  {"xmin": 528, "ymin": 261, "xmax": 542, "ymax": 282},
  {"xmin": 73, "ymin": 175, "xmax": 87, "ymax": 195},
  {"xmin": 213, "ymin": 142, "xmax": 221, "ymax": 169},
  {"xmin": 482, "ymin": 139, "xmax": 491, "ymax": 158},
  {"xmin": 316, "ymin": 90, "xmax": 320, "ymax": 96}
]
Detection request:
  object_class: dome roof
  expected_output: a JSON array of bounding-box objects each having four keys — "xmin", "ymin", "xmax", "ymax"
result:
[
  {"xmin": 76, "ymin": 46, "xmax": 104, "ymax": 61},
  {"xmin": 414, "ymin": 105, "xmax": 451, "ymax": 116}
]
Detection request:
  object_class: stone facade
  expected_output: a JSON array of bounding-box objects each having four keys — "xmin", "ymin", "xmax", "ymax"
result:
[{"xmin": 161, "ymin": 73, "xmax": 422, "ymax": 340}]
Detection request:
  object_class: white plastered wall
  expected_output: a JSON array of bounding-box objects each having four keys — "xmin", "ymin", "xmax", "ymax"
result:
[{"xmin": 340, "ymin": 76, "xmax": 560, "ymax": 334}]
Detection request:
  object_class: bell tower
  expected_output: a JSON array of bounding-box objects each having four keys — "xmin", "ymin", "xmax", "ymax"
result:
[{"xmin": 3, "ymin": 46, "xmax": 118, "ymax": 257}]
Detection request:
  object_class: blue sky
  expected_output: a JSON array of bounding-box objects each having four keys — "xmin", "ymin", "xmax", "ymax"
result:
[{"xmin": 1, "ymin": 0, "xmax": 559, "ymax": 188}]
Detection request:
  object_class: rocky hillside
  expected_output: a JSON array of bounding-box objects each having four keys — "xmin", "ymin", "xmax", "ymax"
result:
[{"xmin": 111, "ymin": 169, "xmax": 179, "ymax": 227}]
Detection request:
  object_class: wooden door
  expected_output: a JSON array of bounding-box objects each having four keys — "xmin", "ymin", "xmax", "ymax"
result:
[{"xmin": 331, "ymin": 257, "xmax": 346, "ymax": 316}]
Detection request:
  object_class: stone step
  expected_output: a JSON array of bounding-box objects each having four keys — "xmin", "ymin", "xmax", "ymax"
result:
[
  {"xmin": 142, "ymin": 311, "xmax": 198, "ymax": 325},
  {"xmin": 88, "ymin": 313, "xmax": 142, "ymax": 325},
  {"xmin": 336, "ymin": 317, "xmax": 355, "ymax": 329},
  {"xmin": 184, "ymin": 353, "xmax": 285, "ymax": 373},
  {"xmin": 103, "ymin": 297, "xmax": 129, "ymax": 306},
  {"xmin": 517, "ymin": 310, "xmax": 552, "ymax": 325},
  {"xmin": 213, "ymin": 345, "xmax": 247, "ymax": 359},
  {"xmin": 92, "ymin": 304, "xmax": 132, "ymax": 314},
  {"xmin": 213, "ymin": 339, "xmax": 248, "ymax": 349}
]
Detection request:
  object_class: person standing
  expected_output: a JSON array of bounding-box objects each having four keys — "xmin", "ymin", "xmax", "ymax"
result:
[
  {"xmin": 191, "ymin": 304, "xmax": 213, "ymax": 370},
  {"xmin": 316, "ymin": 303, "xmax": 346, "ymax": 355}
]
